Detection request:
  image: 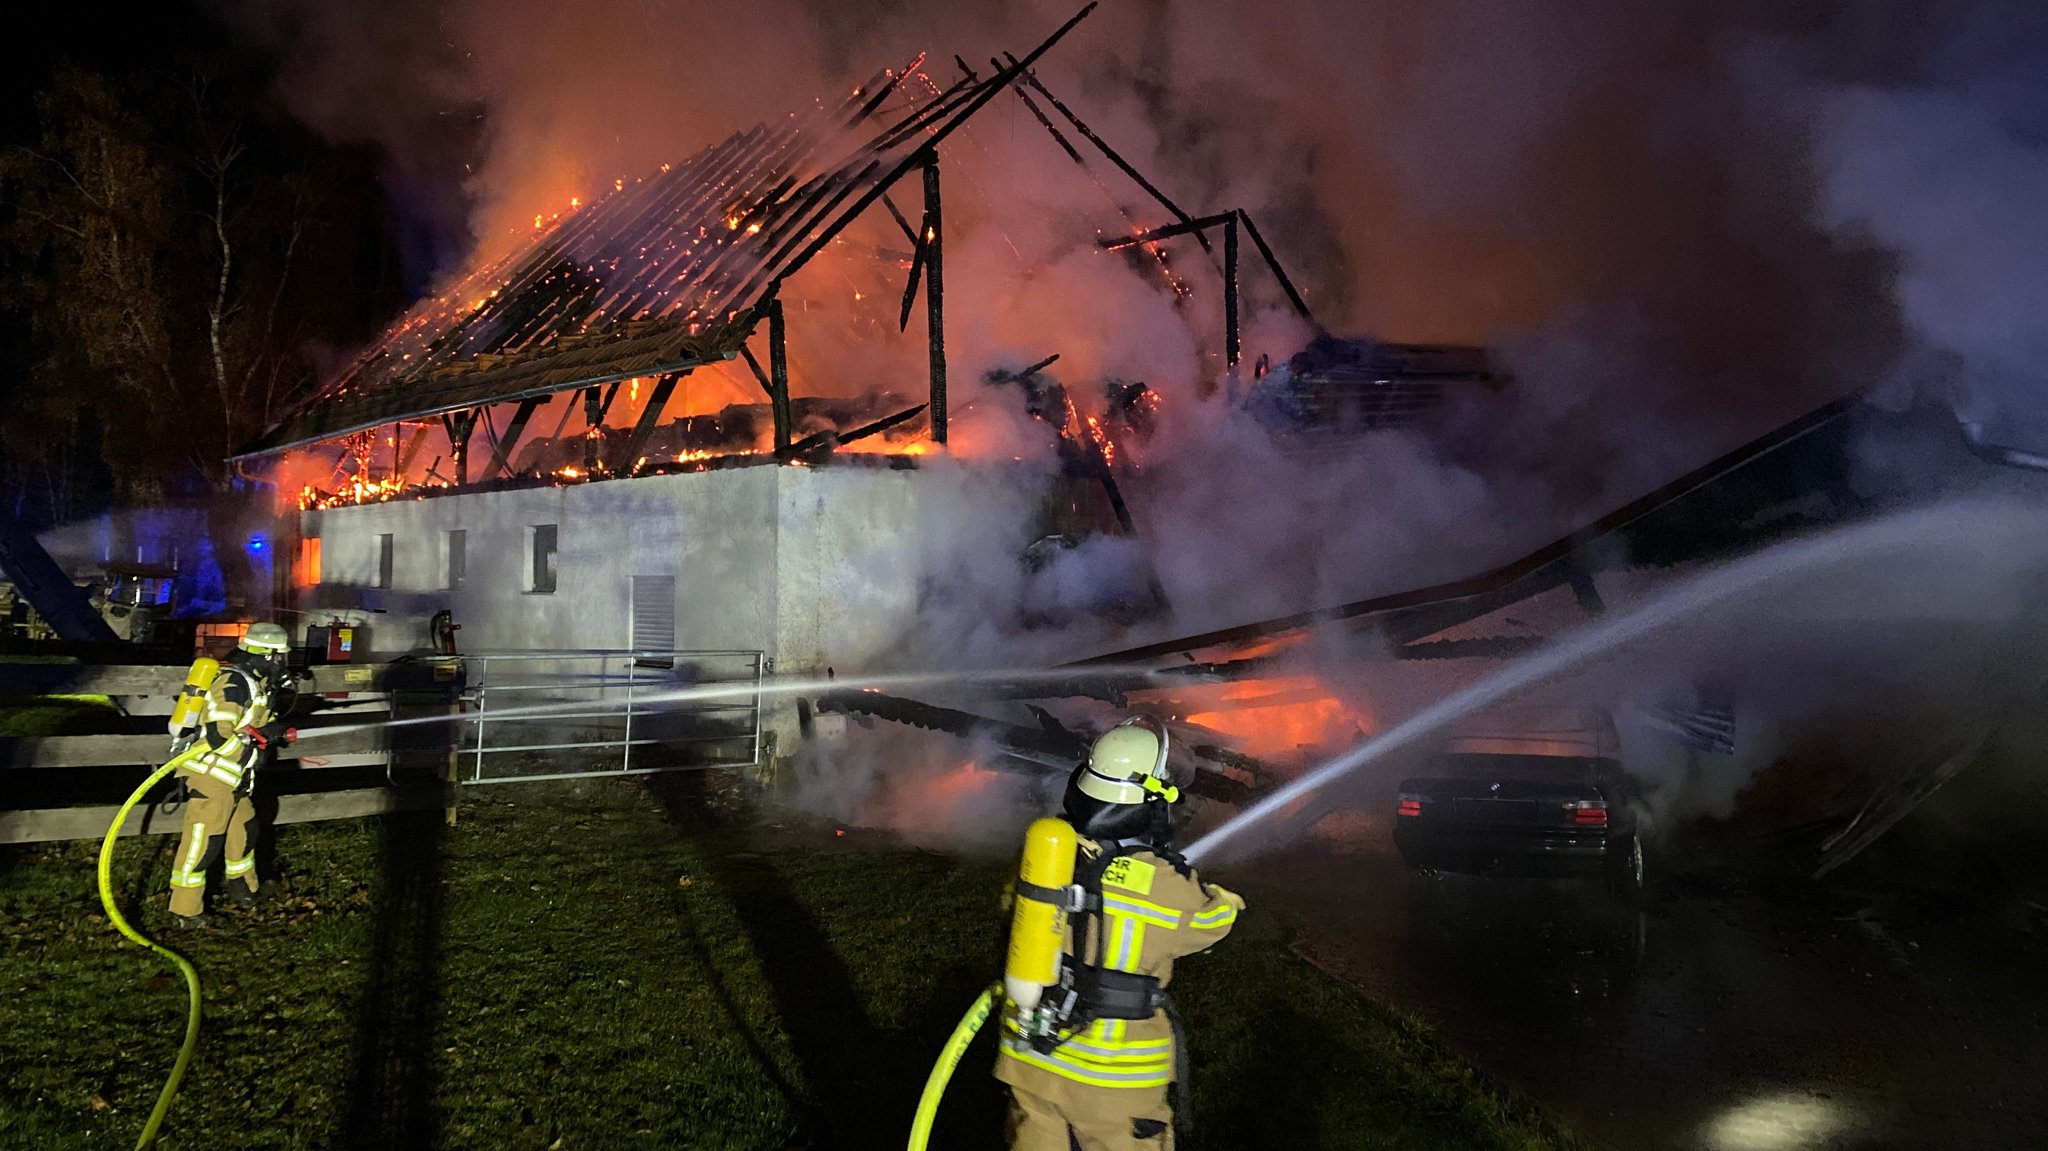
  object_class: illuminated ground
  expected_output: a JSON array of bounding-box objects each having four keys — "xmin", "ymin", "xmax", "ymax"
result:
[{"xmin": 0, "ymin": 775, "xmax": 1588, "ymax": 1150}]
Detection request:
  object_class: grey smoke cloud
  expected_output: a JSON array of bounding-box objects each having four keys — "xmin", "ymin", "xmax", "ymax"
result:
[{"xmin": 1802, "ymin": 0, "xmax": 2048, "ymax": 444}]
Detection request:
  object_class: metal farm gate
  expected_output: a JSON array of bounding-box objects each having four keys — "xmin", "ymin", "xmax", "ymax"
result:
[{"xmin": 457, "ymin": 649, "xmax": 765, "ymax": 784}]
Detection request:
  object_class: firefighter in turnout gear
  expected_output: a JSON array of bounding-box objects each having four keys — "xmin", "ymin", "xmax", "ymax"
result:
[
  {"xmin": 996, "ymin": 716, "xmax": 1245, "ymax": 1150},
  {"xmin": 165, "ymin": 624, "xmax": 295, "ymax": 927}
]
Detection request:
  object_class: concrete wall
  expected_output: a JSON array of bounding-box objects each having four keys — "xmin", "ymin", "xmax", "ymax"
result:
[{"xmin": 294, "ymin": 462, "xmax": 968, "ymax": 673}]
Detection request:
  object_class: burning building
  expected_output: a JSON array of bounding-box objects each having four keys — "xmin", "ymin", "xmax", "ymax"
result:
[{"xmin": 233, "ymin": 7, "xmax": 1494, "ymax": 685}]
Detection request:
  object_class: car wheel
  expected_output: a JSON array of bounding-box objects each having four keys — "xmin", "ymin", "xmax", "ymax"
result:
[{"xmin": 1607, "ymin": 830, "xmax": 1647, "ymax": 903}]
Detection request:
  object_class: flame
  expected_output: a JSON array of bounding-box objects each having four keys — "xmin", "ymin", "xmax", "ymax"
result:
[
  {"xmin": 839, "ymin": 438, "xmax": 936, "ymax": 457},
  {"xmin": 297, "ymin": 476, "xmax": 420, "ymax": 511},
  {"xmin": 1166, "ymin": 676, "xmax": 1372, "ymax": 761}
]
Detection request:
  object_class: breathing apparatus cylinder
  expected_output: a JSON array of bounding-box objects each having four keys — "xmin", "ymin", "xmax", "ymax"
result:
[
  {"xmin": 1004, "ymin": 816, "xmax": 1077, "ymax": 1018},
  {"xmin": 165, "ymin": 657, "xmax": 220, "ymax": 740}
]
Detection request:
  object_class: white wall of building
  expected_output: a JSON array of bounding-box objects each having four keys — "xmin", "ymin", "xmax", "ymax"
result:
[{"xmin": 294, "ymin": 462, "xmax": 971, "ymax": 673}]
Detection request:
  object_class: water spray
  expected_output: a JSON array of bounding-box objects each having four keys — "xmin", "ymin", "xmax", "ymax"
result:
[
  {"xmin": 1185, "ymin": 499, "xmax": 2048, "ymax": 865},
  {"xmin": 292, "ymin": 664, "xmax": 1172, "ymax": 742}
]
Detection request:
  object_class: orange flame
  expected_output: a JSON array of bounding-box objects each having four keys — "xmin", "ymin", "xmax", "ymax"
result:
[{"xmin": 1167, "ymin": 676, "xmax": 1372, "ymax": 761}]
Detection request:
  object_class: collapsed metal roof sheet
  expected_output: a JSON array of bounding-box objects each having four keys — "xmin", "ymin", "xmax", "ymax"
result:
[{"xmin": 234, "ymin": 6, "xmax": 1098, "ymax": 459}]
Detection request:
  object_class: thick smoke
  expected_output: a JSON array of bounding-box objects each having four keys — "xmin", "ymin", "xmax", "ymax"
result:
[{"xmin": 1796, "ymin": 0, "xmax": 2048, "ymax": 445}]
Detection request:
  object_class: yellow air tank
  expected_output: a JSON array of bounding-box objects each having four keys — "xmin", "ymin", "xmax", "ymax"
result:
[
  {"xmin": 1004, "ymin": 816, "xmax": 1077, "ymax": 1015},
  {"xmin": 166, "ymin": 656, "xmax": 219, "ymax": 736}
]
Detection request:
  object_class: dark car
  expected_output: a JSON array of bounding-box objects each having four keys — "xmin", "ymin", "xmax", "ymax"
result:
[{"xmin": 1393, "ymin": 707, "xmax": 1647, "ymax": 897}]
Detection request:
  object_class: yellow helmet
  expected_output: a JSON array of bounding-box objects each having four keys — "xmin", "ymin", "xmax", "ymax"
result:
[
  {"xmin": 240, "ymin": 622, "xmax": 291, "ymax": 655},
  {"xmin": 1077, "ymin": 716, "xmax": 1178, "ymax": 806}
]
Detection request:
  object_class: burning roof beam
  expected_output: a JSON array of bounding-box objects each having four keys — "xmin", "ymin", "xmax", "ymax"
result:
[
  {"xmin": 482, "ymin": 397, "xmax": 544, "ymax": 480},
  {"xmin": 1098, "ymin": 209, "xmax": 1315, "ymax": 363},
  {"xmin": 922, "ymin": 156, "xmax": 947, "ymax": 444},
  {"xmin": 620, "ymin": 373, "xmax": 683, "ymax": 468},
  {"xmin": 440, "ymin": 410, "xmax": 477, "ymax": 485},
  {"xmin": 779, "ymin": 402, "xmax": 930, "ymax": 462},
  {"xmin": 234, "ymin": 4, "xmax": 1101, "ymax": 462}
]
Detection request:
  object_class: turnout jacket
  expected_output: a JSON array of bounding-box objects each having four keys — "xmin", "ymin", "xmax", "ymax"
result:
[
  {"xmin": 177, "ymin": 661, "xmax": 277, "ymax": 793},
  {"xmin": 996, "ymin": 839, "xmax": 1240, "ymax": 1093}
]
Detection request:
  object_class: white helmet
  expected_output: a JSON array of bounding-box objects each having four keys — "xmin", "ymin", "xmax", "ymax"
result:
[
  {"xmin": 240, "ymin": 622, "xmax": 291, "ymax": 655},
  {"xmin": 1076, "ymin": 716, "xmax": 1179, "ymax": 806}
]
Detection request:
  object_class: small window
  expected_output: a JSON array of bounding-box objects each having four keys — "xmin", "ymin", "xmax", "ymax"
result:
[
  {"xmin": 375, "ymin": 534, "xmax": 395, "ymax": 589},
  {"xmin": 295, "ymin": 538, "xmax": 323, "ymax": 587},
  {"xmin": 445, "ymin": 529, "xmax": 467, "ymax": 590},
  {"xmin": 529, "ymin": 524, "xmax": 558, "ymax": 594}
]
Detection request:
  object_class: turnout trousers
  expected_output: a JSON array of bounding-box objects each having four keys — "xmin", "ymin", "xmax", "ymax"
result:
[
  {"xmin": 167, "ymin": 768, "xmax": 259, "ymax": 916},
  {"xmin": 1006, "ymin": 1082, "xmax": 1173, "ymax": 1151}
]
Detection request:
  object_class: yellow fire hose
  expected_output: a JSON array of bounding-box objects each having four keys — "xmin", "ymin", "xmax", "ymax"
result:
[
  {"xmin": 96, "ymin": 754, "xmax": 203, "ymax": 1150},
  {"xmin": 905, "ymin": 983, "xmax": 1000, "ymax": 1151}
]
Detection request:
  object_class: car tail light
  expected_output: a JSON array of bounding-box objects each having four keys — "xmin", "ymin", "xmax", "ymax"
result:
[
  {"xmin": 1397, "ymin": 794, "xmax": 1424, "ymax": 818},
  {"xmin": 1567, "ymin": 799, "xmax": 1608, "ymax": 826}
]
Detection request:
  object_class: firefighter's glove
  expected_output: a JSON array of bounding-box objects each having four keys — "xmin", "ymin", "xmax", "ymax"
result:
[{"xmin": 1211, "ymin": 885, "xmax": 1247, "ymax": 912}]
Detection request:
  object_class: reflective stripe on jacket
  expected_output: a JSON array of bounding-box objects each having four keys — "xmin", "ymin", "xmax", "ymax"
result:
[{"xmin": 995, "ymin": 842, "xmax": 1238, "ymax": 1092}]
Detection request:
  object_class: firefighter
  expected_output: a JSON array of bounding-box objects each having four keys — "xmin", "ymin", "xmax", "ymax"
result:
[
  {"xmin": 166, "ymin": 624, "xmax": 294, "ymax": 927},
  {"xmin": 996, "ymin": 716, "xmax": 1246, "ymax": 1150}
]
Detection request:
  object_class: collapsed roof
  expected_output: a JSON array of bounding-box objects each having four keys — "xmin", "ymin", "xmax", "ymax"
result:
[{"xmin": 233, "ymin": 6, "xmax": 1099, "ymax": 460}]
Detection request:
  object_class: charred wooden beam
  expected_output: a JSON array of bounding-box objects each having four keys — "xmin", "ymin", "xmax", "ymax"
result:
[
  {"xmin": 772, "ymin": 4, "xmax": 1097, "ymax": 287},
  {"xmin": 780, "ymin": 403, "xmax": 930, "ymax": 461},
  {"xmin": 1224, "ymin": 214, "xmax": 1240, "ymax": 369},
  {"xmin": 620, "ymin": 373, "xmax": 682, "ymax": 469},
  {"xmin": 739, "ymin": 344, "xmax": 775, "ymax": 399},
  {"xmin": 441, "ymin": 410, "xmax": 478, "ymax": 486},
  {"xmin": 1236, "ymin": 210, "xmax": 1315, "ymax": 322},
  {"xmin": 850, "ymin": 64, "xmax": 912, "ymax": 126},
  {"xmin": 768, "ymin": 297, "xmax": 792, "ymax": 453},
  {"xmin": 837, "ymin": 402, "xmax": 929, "ymax": 446},
  {"xmin": 923, "ymin": 156, "xmax": 947, "ymax": 445},
  {"xmin": 881, "ymin": 192, "xmax": 920, "ymax": 246},
  {"xmin": 1018, "ymin": 353, "xmax": 1061, "ymax": 378},
  {"xmin": 898, "ymin": 224, "xmax": 927, "ymax": 332},
  {"xmin": 483, "ymin": 397, "xmax": 543, "ymax": 479},
  {"xmin": 1004, "ymin": 52, "xmax": 1212, "ymax": 255},
  {"xmin": 582, "ymin": 383, "xmax": 620, "ymax": 470},
  {"xmin": 1097, "ymin": 212, "xmax": 1237, "ymax": 251},
  {"xmin": 1005, "ymin": 71, "xmax": 1086, "ymax": 166}
]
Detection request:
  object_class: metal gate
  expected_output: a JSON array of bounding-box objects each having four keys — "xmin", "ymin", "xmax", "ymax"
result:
[{"xmin": 457, "ymin": 649, "xmax": 765, "ymax": 784}]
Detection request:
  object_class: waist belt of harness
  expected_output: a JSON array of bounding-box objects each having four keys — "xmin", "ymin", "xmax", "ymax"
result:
[{"xmin": 1070, "ymin": 963, "xmax": 1164, "ymax": 1020}]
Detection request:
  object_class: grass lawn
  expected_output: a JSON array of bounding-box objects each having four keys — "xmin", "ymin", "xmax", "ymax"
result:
[
  {"xmin": 0, "ymin": 775, "xmax": 1589, "ymax": 1150},
  {"xmin": 0, "ymin": 693, "xmax": 119, "ymax": 737}
]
